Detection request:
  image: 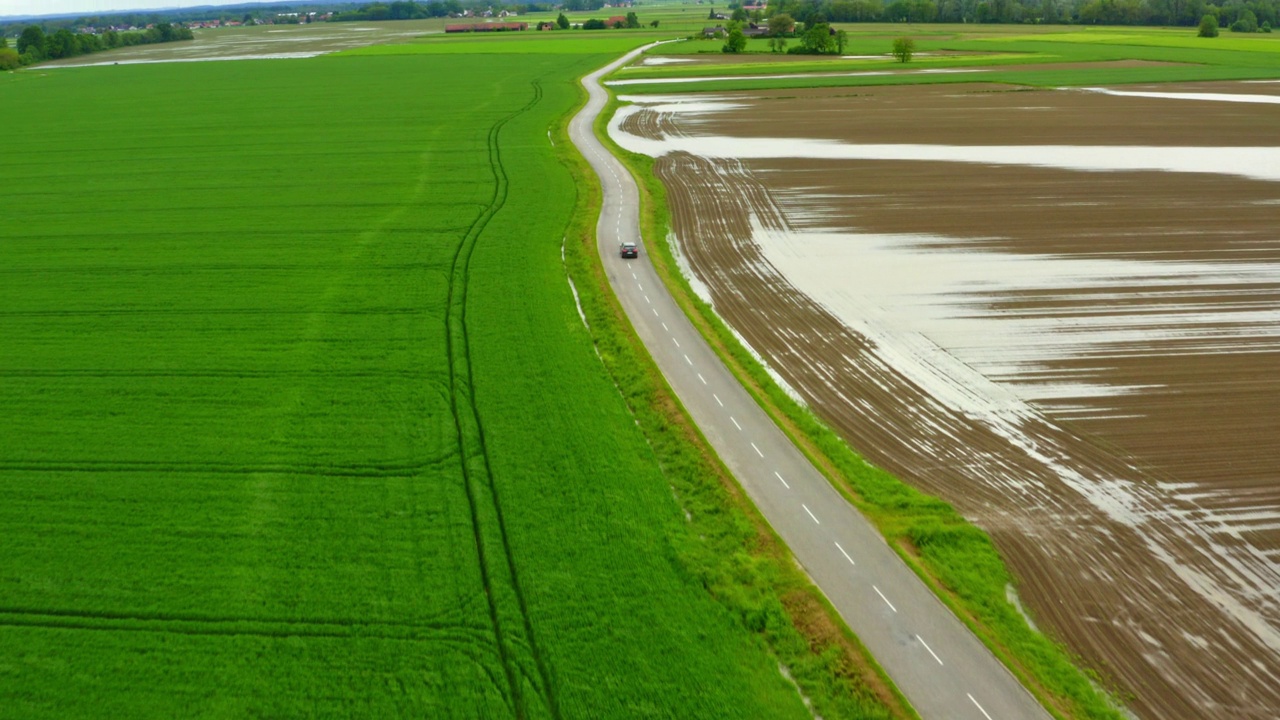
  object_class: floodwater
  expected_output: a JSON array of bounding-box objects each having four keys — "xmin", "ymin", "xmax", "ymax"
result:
[
  {"xmin": 39, "ymin": 20, "xmax": 436, "ymax": 67},
  {"xmin": 1081, "ymin": 87, "xmax": 1280, "ymax": 105},
  {"xmin": 613, "ymin": 82, "xmax": 1280, "ymax": 719},
  {"xmin": 609, "ymin": 102, "xmax": 1280, "ymax": 181},
  {"xmin": 605, "ymin": 67, "xmax": 985, "ymax": 86},
  {"xmin": 49, "ymin": 52, "xmax": 331, "ymax": 67}
]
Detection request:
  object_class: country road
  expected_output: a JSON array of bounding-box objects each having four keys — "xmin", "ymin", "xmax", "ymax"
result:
[{"xmin": 568, "ymin": 44, "xmax": 1056, "ymax": 720}]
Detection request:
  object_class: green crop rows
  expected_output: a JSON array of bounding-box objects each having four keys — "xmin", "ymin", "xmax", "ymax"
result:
[{"xmin": 0, "ymin": 53, "xmax": 823, "ymax": 718}]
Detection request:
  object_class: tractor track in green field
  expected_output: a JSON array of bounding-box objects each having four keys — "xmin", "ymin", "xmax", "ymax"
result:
[
  {"xmin": 0, "ymin": 606, "xmax": 492, "ymax": 643},
  {"xmin": 445, "ymin": 80, "xmax": 562, "ymax": 720},
  {"xmin": 0, "ymin": 458, "xmax": 450, "ymax": 478}
]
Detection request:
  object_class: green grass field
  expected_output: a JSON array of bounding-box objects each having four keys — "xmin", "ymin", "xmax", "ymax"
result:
[
  {"xmin": 0, "ymin": 50, "xmax": 872, "ymax": 718},
  {"xmin": 607, "ymin": 23, "xmax": 1280, "ymax": 92}
]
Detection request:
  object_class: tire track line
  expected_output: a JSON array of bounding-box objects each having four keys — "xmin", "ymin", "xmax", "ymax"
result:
[{"xmin": 446, "ymin": 80, "xmax": 560, "ymax": 720}]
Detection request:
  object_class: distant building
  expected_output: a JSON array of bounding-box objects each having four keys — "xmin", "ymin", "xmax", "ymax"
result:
[{"xmin": 445, "ymin": 22, "xmax": 529, "ymax": 33}]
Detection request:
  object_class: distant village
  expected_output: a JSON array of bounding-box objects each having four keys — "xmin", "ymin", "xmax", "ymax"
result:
[
  {"xmin": 1, "ymin": 0, "xmax": 694, "ymax": 56},
  {"xmin": 59, "ymin": 3, "xmax": 649, "ymax": 36}
]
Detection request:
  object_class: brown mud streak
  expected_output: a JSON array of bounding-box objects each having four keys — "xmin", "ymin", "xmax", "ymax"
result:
[{"xmin": 633, "ymin": 82, "xmax": 1280, "ymax": 720}]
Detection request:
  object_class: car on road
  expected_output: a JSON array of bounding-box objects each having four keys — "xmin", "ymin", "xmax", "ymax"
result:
[{"xmin": 620, "ymin": 241, "xmax": 638, "ymax": 259}]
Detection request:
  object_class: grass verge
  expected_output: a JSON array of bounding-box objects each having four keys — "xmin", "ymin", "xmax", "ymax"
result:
[
  {"xmin": 593, "ymin": 90, "xmax": 1131, "ymax": 720},
  {"xmin": 554, "ymin": 77, "xmax": 919, "ymax": 720}
]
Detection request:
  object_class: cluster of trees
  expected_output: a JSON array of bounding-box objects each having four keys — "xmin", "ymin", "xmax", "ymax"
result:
[
  {"xmin": 561, "ymin": 0, "xmax": 609, "ymax": 10},
  {"xmin": 759, "ymin": 0, "xmax": 1279, "ymax": 28},
  {"xmin": 333, "ymin": 1, "xmax": 461, "ymax": 20},
  {"xmin": 331, "ymin": 0, "xmax": 566, "ymax": 20},
  {"xmin": 2, "ymin": 22, "xmax": 193, "ymax": 68},
  {"xmin": 717, "ymin": 13, "xmax": 849, "ymax": 54},
  {"xmin": 586, "ymin": 11, "xmax": 642, "ymax": 28}
]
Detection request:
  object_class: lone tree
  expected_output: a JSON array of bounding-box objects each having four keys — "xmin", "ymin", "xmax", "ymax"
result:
[
  {"xmin": 1198, "ymin": 14, "xmax": 1219, "ymax": 37},
  {"xmin": 723, "ymin": 26, "xmax": 747, "ymax": 53},
  {"xmin": 556, "ymin": 12, "xmax": 570, "ymax": 29},
  {"xmin": 768, "ymin": 12, "xmax": 795, "ymax": 35},
  {"xmin": 892, "ymin": 36, "xmax": 915, "ymax": 62},
  {"xmin": 800, "ymin": 22, "xmax": 835, "ymax": 53},
  {"xmin": 17, "ymin": 25, "xmax": 45, "ymax": 56}
]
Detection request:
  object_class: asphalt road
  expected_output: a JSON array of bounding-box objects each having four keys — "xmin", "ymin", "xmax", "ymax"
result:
[{"xmin": 568, "ymin": 44, "xmax": 1055, "ymax": 720}]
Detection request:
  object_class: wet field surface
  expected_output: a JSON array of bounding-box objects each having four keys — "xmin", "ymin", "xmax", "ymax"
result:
[
  {"xmin": 41, "ymin": 20, "xmax": 437, "ymax": 67},
  {"xmin": 613, "ymin": 82, "xmax": 1280, "ymax": 719}
]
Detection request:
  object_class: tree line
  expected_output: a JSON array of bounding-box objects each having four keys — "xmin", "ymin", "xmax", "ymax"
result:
[
  {"xmin": 761, "ymin": 0, "xmax": 1276, "ymax": 28},
  {"xmin": 0, "ymin": 23, "xmax": 193, "ymax": 70},
  {"xmin": 331, "ymin": 0, "xmax": 568, "ymax": 20}
]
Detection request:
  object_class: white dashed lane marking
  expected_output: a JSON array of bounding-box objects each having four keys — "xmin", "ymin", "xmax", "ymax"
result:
[
  {"xmin": 730, "ymin": 416, "xmax": 741, "ymax": 431},
  {"xmin": 968, "ymin": 694, "xmax": 994, "ymax": 720},
  {"xmin": 697, "ymin": 373, "xmax": 706, "ymax": 385},
  {"xmin": 775, "ymin": 471, "xmax": 790, "ymax": 489},
  {"xmin": 802, "ymin": 504, "xmax": 820, "ymax": 525},
  {"xmin": 683, "ymin": 354, "xmax": 692, "ymax": 365},
  {"xmin": 713, "ymin": 394, "xmax": 723, "ymax": 407},
  {"xmin": 750, "ymin": 442, "xmax": 763, "ymax": 458},
  {"xmin": 873, "ymin": 585, "xmax": 897, "ymax": 613},
  {"xmin": 918, "ymin": 635, "xmax": 944, "ymax": 666},
  {"xmin": 834, "ymin": 541, "xmax": 854, "ymax": 566}
]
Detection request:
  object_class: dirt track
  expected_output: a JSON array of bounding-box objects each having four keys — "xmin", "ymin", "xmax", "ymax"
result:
[{"xmin": 622, "ymin": 83, "xmax": 1280, "ymax": 719}]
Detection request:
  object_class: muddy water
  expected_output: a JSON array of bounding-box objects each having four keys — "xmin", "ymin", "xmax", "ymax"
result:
[
  {"xmin": 613, "ymin": 83, "xmax": 1280, "ymax": 719},
  {"xmin": 41, "ymin": 21, "xmax": 432, "ymax": 67}
]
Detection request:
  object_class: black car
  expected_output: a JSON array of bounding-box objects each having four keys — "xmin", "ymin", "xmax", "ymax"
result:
[{"xmin": 620, "ymin": 241, "xmax": 638, "ymax": 259}]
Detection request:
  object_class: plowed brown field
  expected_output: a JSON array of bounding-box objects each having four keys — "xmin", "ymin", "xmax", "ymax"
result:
[{"xmin": 616, "ymin": 82, "xmax": 1280, "ymax": 719}]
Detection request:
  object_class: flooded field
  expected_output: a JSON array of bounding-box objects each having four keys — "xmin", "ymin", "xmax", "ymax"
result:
[
  {"xmin": 42, "ymin": 20, "xmax": 439, "ymax": 67},
  {"xmin": 611, "ymin": 82, "xmax": 1280, "ymax": 719}
]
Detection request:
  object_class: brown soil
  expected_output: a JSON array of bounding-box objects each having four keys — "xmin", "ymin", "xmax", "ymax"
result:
[{"xmin": 633, "ymin": 82, "xmax": 1280, "ymax": 719}]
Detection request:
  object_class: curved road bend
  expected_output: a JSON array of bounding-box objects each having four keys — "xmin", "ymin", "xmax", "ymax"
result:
[{"xmin": 569, "ymin": 45, "xmax": 1055, "ymax": 720}]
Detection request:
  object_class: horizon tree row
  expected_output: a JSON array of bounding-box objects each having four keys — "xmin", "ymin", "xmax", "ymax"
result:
[
  {"xmin": 754, "ymin": 0, "xmax": 1277, "ymax": 28},
  {"xmin": 2, "ymin": 22, "xmax": 192, "ymax": 68}
]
